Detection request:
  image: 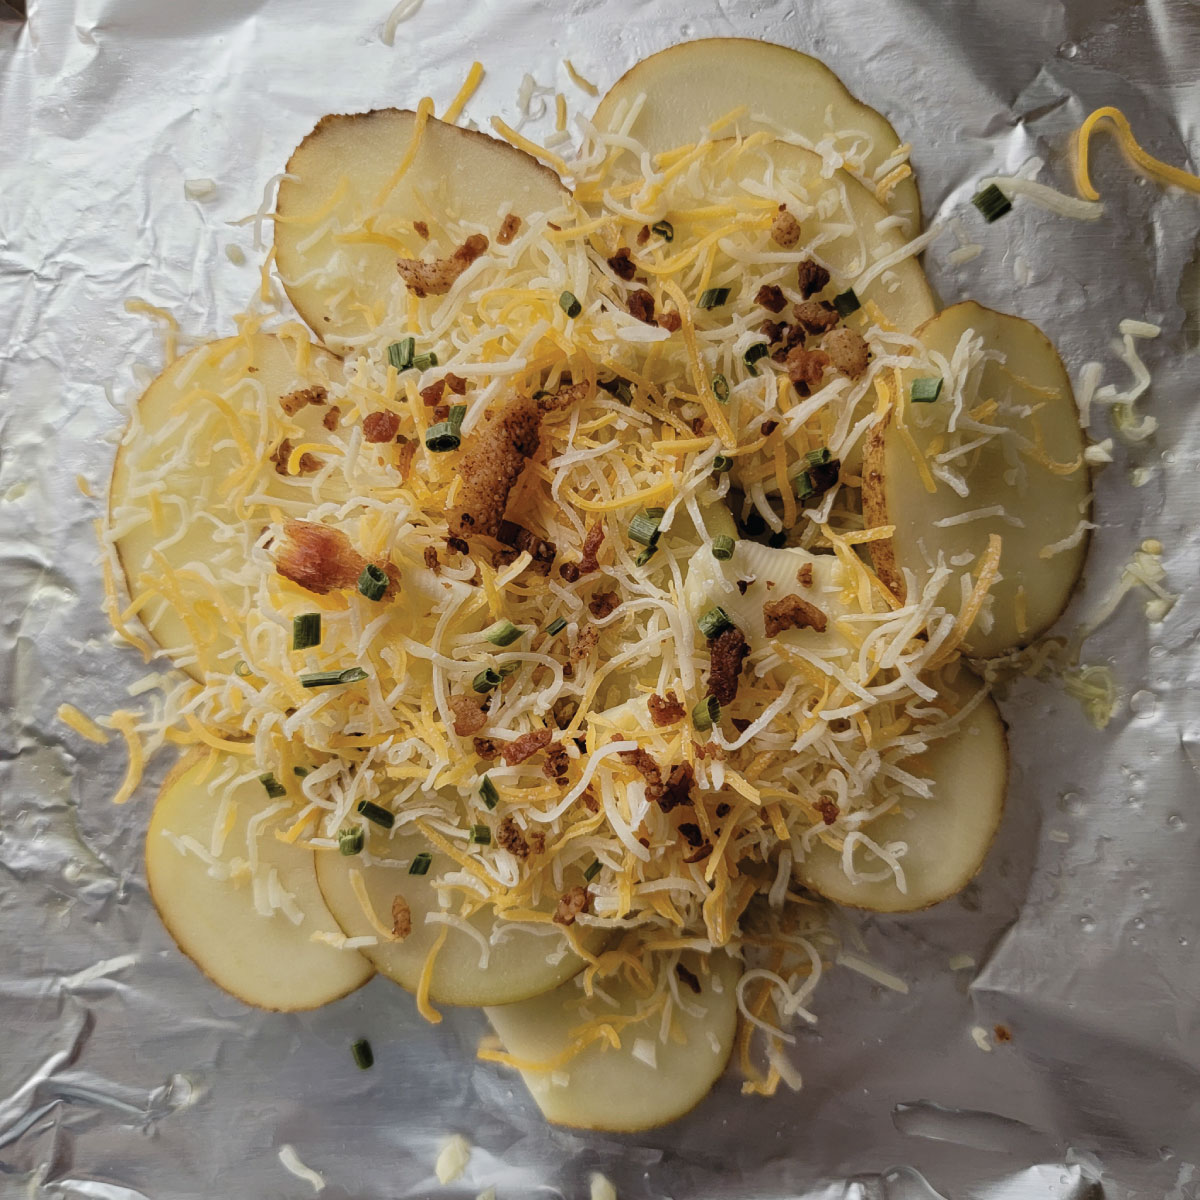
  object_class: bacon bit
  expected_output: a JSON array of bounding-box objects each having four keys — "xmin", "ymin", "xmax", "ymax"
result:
[
  {"xmin": 785, "ymin": 346, "xmax": 831, "ymax": 398},
  {"xmin": 413, "ymin": 220, "xmax": 429, "ymax": 239},
  {"xmin": 771, "ymin": 206, "xmax": 801, "ymax": 248},
  {"xmin": 797, "ymin": 259, "xmax": 831, "ymax": 299},
  {"xmin": 496, "ymin": 520, "xmax": 557, "ymax": 576},
  {"xmin": 822, "ymin": 327, "xmax": 870, "ymax": 379},
  {"xmin": 582, "ymin": 788, "xmax": 600, "ymax": 813},
  {"xmin": 678, "ymin": 821, "xmax": 704, "ymax": 848},
  {"xmin": 541, "ymin": 742, "xmax": 570, "ymax": 781},
  {"xmin": 432, "ymin": 403, "xmax": 450, "ymax": 423},
  {"xmin": 278, "ymin": 385, "xmax": 327, "ymax": 416},
  {"xmin": 528, "ymin": 830, "xmax": 546, "ymax": 855},
  {"xmin": 274, "ymin": 520, "xmax": 394, "ymax": 596},
  {"xmin": 690, "ymin": 416, "xmax": 706, "ymax": 435},
  {"xmin": 691, "ymin": 739, "xmax": 724, "ymax": 762},
  {"xmin": 793, "ymin": 300, "xmax": 840, "ymax": 334},
  {"xmin": 755, "ymin": 284, "xmax": 787, "ymax": 313},
  {"xmin": 761, "ymin": 419, "xmax": 779, "ymax": 437},
  {"xmin": 448, "ymin": 393, "xmax": 541, "ymax": 540},
  {"xmin": 761, "ymin": 318, "xmax": 787, "ymax": 344},
  {"xmin": 363, "ymin": 411, "xmax": 401, "ymax": 443},
  {"xmin": 814, "ymin": 797, "xmax": 840, "ymax": 825},
  {"xmin": 444, "ymin": 373, "xmax": 468, "ymax": 395},
  {"xmin": 448, "ymin": 694, "xmax": 488, "ymax": 736},
  {"xmin": 391, "ymin": 894, "xmax": 412, "ymax": 940},
  {"xmin": 588, "ymin": 591, "xmax": 619, "ymax": 619},
  {"xmin": 764, "ymin": 594, "xmax": 828, "ymax": 636},
  {"xmin": 675, "ymin": 963, "xmax": 702, "ymax": 994},
  {"xmin": 736, "ymin": 580, "xmax": 751, "ymax": 596},
  {"xmin": 731, "ymin": 718, "xmax": 752, "ymax": 733},
  {"xmin": 322, "ymin": 405, "xmax": 341, "ymax": 431},
  {"xmin": 683, "ymin": 842, "xmax": 713, "ymax": 864},
  {"xmin": 636, "ymin": 224, "xmax": 651, "ymax": 245},
  {"xmin": 648, "ymin": 691, "xmax": 685, "ymax": 727},
  {"xmin": 497, "ymin": 213, "xmax": 522, "ymax": 245},
  {"xmin": 420, "ymin": 380, "xmax": 446, "ymax": 406},
  {"xmin": 396, "ymin": 438, "xmax": 416, "ymax": 481},
  {"xmin": 396, "ymin": 232, "xmax": 489, "ymax": 298},
  {"xmin": 797, "ymin": 564, "xmax": 814, "ymax": 588},
  {"xmin": 715, "ymin": 802, "xmax": 731, "ymax": 818},
  {"xmin": 570, "ymin": 625, "xmax": 599, "ymax": 663},
  {"xmin": 270, "ymin": 438, "xmax": 321, "ymax": 476},
  {"xmin": 553, "ymin": 886, "xmax": 590, "ymax": 926},
  {"xmin": 501, "ymin": 728, "xmax": 553, "ymax": 766},
  {"xmin": 537, "ymin": 379, "xmax": 591, "ymax": 414},
  {"xmin": 607, "ymin": 247, "xmax": 637, "ymax": 281},
  {"xmin": 473, "ymin": 736, "xmax": 498, "ymax": 760},
  {"xmin": 994, "ymin": 1024, "xmax": 1013, "ymax": 1043},
  {"xmin": 627, "ymin": 288, "xmax": 655, "ymax": 324},
  {"xmin": 657, "ymin": 308, "xmax": 682, "ymax": 332},
  {"xmin": 707, "ymin": 626, "xmax": 749, "ymax": 706},
  {"xmin": 560, "ymin": 521, "xmax": 605, "ymax": 582},
  {"xmin": 446, "ymin": 535, "xmax": 469, "ymax": 556},
  {"xmin": 497, "ymin": 815, "xmax": 530, "ymax": 859},
  {"xmin": 659, "ymin": 762, "xmax": 694, "ymax": 813},
  {"xmin": 618, "ymin": 746, "xmax": 664, "ymax": 804}
]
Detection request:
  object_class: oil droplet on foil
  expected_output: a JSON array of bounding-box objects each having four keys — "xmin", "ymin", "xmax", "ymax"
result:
[
  {"xmin": 1166, "ymin": 813, "xmax": 1185, "ymax": 830},
  {"xmin": 1130, "ymin": 690, "xmax": 1158, "ymax": 719},
  {"xmin": 1078, "ymin": 914, "xmax": 1096, "ymax": 932}
]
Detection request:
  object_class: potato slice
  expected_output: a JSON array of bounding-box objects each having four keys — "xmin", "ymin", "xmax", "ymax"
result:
[
  {"xmin": 108, "ymin": 333, "xmax": 340, "ymax": 682},
  {"xmin": 274, "ymin": 110, "xmax": 568, "ymax": 350},
  {"xmin": 862, "ymin": 302, "xmax": 1090, "ymax": 657},
  {"xmin": 592, "ymin": 38, "xmax": 921, "ymax": 235},
  {"xmin": 145, "ymin": 749, "xmax": 373, "ymax": 1010},
  {"xmin": 795, "ymin": 684, "xmax": 1007, "ymax": 911},
  {"xmin": 485, "ymin": 950, "xmax": 741, "ymax": 1131},
  {"xmin": 314, "ymin": 825, "xmax": 605, "ymax": 1006}
]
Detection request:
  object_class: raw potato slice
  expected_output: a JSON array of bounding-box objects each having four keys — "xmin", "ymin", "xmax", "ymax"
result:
[
  {"xmin": 592, "ymin": 38, "xmax": 921, "ymax": 235},
  {"xmin": 108, "ymin": 333, "xmax": 341, "ymax": 682},
  {"xmin": 485, "ymin": 951, "xmax": 741, "ymax": 1131},
  {"xmin": 795, "ymin": 686, "xmax": 1007, "ymax": 911},
  {"xmin": 275, "ymin": 110, "xmax": 568, "ymax": 349},
  {"xmin": 314, "ymin": 825, "xmax": 605, "ymax": 1006},
  {"xmin": 863, "ymin": 302, "xmax": 1090, "ymax": 657},
  {"xmin": 146, "ymin": 750, "xmax": 373, "ymax": 1010}
]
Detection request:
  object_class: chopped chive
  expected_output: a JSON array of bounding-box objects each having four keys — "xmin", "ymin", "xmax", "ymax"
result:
[
  {"xmin": 743, "ymin": 343, "xmax": 770, "ymax": 376},
  {"xmin": 470, "ymin": 823, "xmax": 491, "ymax": 845},
  {"xmin": 299, "ymin": 666, "xmax": 369, "ymax": 688},
  {"xmin": 424, "ymin": 421, "xmax": 461, "ymax": 453},
  {"xmin": 583, "ymin": 859, "xmax": 602, "ymax": 882},
  {"xmin": 356, "ymin": 799, "xmax": 395, "ymax": 830},
  {"xmin": 338, "ymin": 826, "xmax": 365, "ymax": 856},
  {"xmin": 411, "ymin": 351, "xmax": 438, "ymax": 371},
  {"xmin": 697, "ymin": 606, "xmax": 733, "ymax": 639},
  {"xmin": 805, "ymin": 446, "xmax": 832, "ymax": 468},
  {"xmin": 628, "ymin": 507, "xmax": 664, "ymax": 547},
  {"xmin": 634, "ymin": 545, "xmax": 658, "ymax": 567},
  {"xmin": 698, "ymin": 286, "xmax": 731, "ymax": 309},
  {"xmin": 544, "ymin": 617, "xmax": 567, "ymax": 636},
  {"xmin": 357, "ymin": 564, "xmax": 388, "ymax": 602},
  {"xmin": 910, "ymin": 376, "xmax": 943, "ymax": 403},
  {"xmin": 712, "ymin": 454, "xmax": 733, "ymax": 473},
  {"xmin": 651, "ymin": 219, "xmax": 674, "ymax": 242},
  {"xmin": 794, "ymin": 471, "xmax": 816, "ymax": 501},
  {"xmin": 712, "ymin": 535, "xmax": 736, "ymax": 561},
  {"xmin": 234, "ymin": 660, "xmax": 252, "ymax": 678},
  {"xmin": 712, "ymin": 374, "xmax": 730, "ymax": 403},
  {"xmin": 480, "ymin": 775, "xmax": 499, "ymax": 809},
  {"xmin": 293, "ymin": 766, "xmax": 310, "ymax": 778},
  {"xmin": 972, "ymin": 183, "xmax": 1012, "ymax": 223},
  {"xmin": 292, "ymin": 612, "xmax": 321, "ymax": 650},
  {"xmin": 692, "ymin": 695, "xmax": 721, "ymax": 732},
  {"xmin": 598, "ymin": 377, "xmax": 633, "ymax": 405},
  {"xmin": 351, "ymin": 1039, "xmax": 374, "ymax": 1070},
  {"xmin": 473, "ymin": 667, "xmax": 502, "ymax": 693},
  {"xmin": 259, "ymin": 772, "xmax": 286, "ymax": 799},
  {"xmin": 387, "ymin": 338, "xmax": 415, "ymax": 370},
  {"xmin": 559, "ymin": 290, "xmax": 582, "ymax": 318},
  {"xmin": 832, "ymin": 289, "xmax": 861, "ymax": 318},
  {"xmin": 483, "ymin": 619, "xmax": 523, "ymax": 647},
  {"xmin": 498, "ymin": 661, "xmax": 521, "ymax": 678},
  {"xmin": 447, "ymin": 404, "xmax": 466, "ymax": 433},
  {"xmin": 409, "ymin": 851, "xmax": 433, "ymax": 875}
]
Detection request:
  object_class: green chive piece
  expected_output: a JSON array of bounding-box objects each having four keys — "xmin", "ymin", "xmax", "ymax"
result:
[
  {"xmin": 634, "ymin": 545, "xmax": 658, "ymax": 567},
  {"xmin": 473, "ymin": 667, "xmax": 502, "ymax": 693},
  {"xmin": 409, "ymin": 851, "xmax": 433, "ymax": 875},
  {"xmin": 299, "ymin": 666, "xmax": 369, "ymax": 688},
  {"xmin": 910, "ymin": 376, "xmax": 943, "ymax": 403},
  {"xmin": 692, "ymin": 695, "xmax": 721, "ymax": 731},
  {"xmin": 357, "ymin": 564, "xmax": 388, "ymax": 602},
  {"xmin": 338, "ymin": 827, "xmax": 365, "ymax": 856},
  {"xmin": 559, "ymin": 290, "xmax": 582, "ymax": 318},
  {"xmin": 598, "ymin": 377, "xmax": 633, "ymax": 405},
  {"xmin": 351, "ymin": 1039, "xmax": 374, "ymax": 1069},
  {"xmin": 628, "ymin": 507, "xmax": 664, "ymax": 547},
  {"xmin": 544, "ymin": 617, "xmax": 567, "ymax": 636},
  {"xmin": 234, "ymin": 660, "xmax": 252, "ymax": 678},
  {"xmin": 805, "ymin": 446, "xmax": 832, "ymax": 468},
  {"xmin": 498, "ymin": 661, "xmax": 521, "ymax": 678},
  {"xmin": 712, "ymin": 454, "xmax": 733, "ymax": 473},
  {"xmin": 832, "ymin": 289, "xmax": 861, "ymax": 318},
  {"xmin": 470, "ymin": 823, "xmax": 491, "ymax": 845},
  {"xmin": 743, "ymin": 343, "xmax": 769, "ymax": 375},
  {"xmin": 293, "ymin": 766, "xmax": 310, "ymax": 778},
  {"xmin": 387, "ymin": 338, "xmax": 415, "ymax": 370},
  {"xmin": 583, "ymin": 859, "xmax": 602, "ymax": 882},
  {"xmin": 697, "ymin": 606, "xmax": 733, "ymax": 639},
  {"xmin": 712, "ymin": 535, "xmax": 736, "ymax": 561},
  {"xmin": 412, "ymin": 351, "xmax": 438, "ymax": 371},
  {"xmin": 292, "ymin": 613, "xmax": 321, "ymax": 650},
  {"xmin": 259, "ymin": 772, "xmax": 286, "ymax": 799},
  {"xmin": 480, "ymin": 776, "xmax": 499, "ymax": 809},
  {"xmin": 651, "ymin": 220, "xmax": 674, "ymax": 242},
  {"xmin": 794, "ymin": 471, "xmax": 816, "ymax": 501},
  {"xmin": 698, "ymin": 286, "xmax": 731, "ymax": 309},
  {"xmin": 356, "ymin": 799, "xmax": 395, "ymax": 830},
  {"xmin": 972, "ymin": 183, "xmax": 1012, "ymax": 223},
  {"xmin": 424, "ymin": 421, "xmax": 461, "ymax": 453},
  {"xmin": 712, "ymin": 374, "xmax": 730, "ymax": 403},
  {"xmin": 483, "ymin": 619, "xmax": 523, "ymax": 647},
  {"xmin": 447, "ymin": 404, "xmax": 467, "ymax": 433}
]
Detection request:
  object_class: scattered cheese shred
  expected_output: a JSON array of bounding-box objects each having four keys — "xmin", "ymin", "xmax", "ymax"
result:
[
  {"xmin": 278, "ymin": 1145, "xmax": 325, "ymax": 1193},
  {"xmin": 1074, "ymin": 106, "xmax": 1200, "ymax": 201},
  {"xmin": 57, "ymin": 703, "xmax": 110, "ymax": 745},
  {"xmin": 435, "ymin": 1134, "xmax": 472, "ymax": 1184}
]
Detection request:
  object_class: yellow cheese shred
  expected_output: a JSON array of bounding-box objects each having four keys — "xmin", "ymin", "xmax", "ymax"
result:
[
  {"xmin": 106, "ymin": 710, "xmax": 145, "ymax": 805},
  {"xmin": 57, "ymin": 703, "xmax": 110, "ymax": 744},
  {"xmin": 415, "ymin": 926, "xmax": 449, "ymax": 1024},
  {"xmin": 1075, "ymin": 106, "xmax": 1200, "ymax": 201},
  {"xmin": 443, "ymin": 62, "xmax": 484, "ymax": 124}
]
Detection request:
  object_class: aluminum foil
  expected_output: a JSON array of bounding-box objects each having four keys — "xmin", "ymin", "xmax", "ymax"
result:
[{"xmin": 2, "ymin": 0, "xmax": 1199, "ymax": 1195}]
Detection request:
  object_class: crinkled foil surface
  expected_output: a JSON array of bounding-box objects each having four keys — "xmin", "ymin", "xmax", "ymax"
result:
[{"xmin": 2, "ymin": 0, "xmax": 1199, "ymax": 1196}]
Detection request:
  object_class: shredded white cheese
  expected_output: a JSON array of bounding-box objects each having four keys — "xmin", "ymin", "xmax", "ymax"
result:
[{"xmin": 278, "ymin": 1145, "xmax": 325, "ymax": 1193}]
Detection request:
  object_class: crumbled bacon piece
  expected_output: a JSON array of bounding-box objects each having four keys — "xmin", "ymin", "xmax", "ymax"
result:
[
  {"xmin": 797, "ymin": 563, "xmax": 814, "ymax": 588},
  {"xmin": 627, "ymin": 288, "xmax": 655, "ymax": 324},
  {"xmin": 731, "ymin": 718, "xmax": 752, "ymax": 733},
  {"xmin": 473, "ymin": 736, "xmax": 498, "ymax": 760},
  {"xmin": 588, "ymin": 591, "xmax": 619, "ymax": 619},
  {"xmin": 736, "ymin": 580, "xmax": 751, "ymax": 596},
  {"xmin": 270, "ymin": 439, "xmax": 321, "ymax": 476},
  {"xmin": 761, "ymin": 318, "xmax": 787, "ymax": 344},
  {"xmin": 570, "ymin": 626, "xmax": 599, "ymax": 663},
  {"xmin": 448, "ymin": 694, "xmax": 488, "ymax": 737},
  {"xmin": 560, "ymin": 521, "xmax": 607, "ymax": 581},
  {"xmin": 537, "ymin": 379, "xmax": 591, "ymax": 414},
  {"xmin": 659, "ymin": 762, "xmax": 694, "ymax": 813},
  {"xmin": 497, "ymin": 816, "xmax": 530, "ymax": 858},
  {"xmin": 322, "ymin": 405, "xmax": 341, "ymax": 431},
  {"xmin": 822, "ymin": 327, "xmax": 870, "ymax": 379},
  {"xmin": 785, "ymin": 346, "xmax": 830, "ymax": 397},
  {"xmin": 755, "ymin": 284, "xmax": 787, "ymax": 313},
  {"xmin": 496, "ymin": 520, "xmax": 557, "ymax": 576},
  {"xmin": 274, "ymin": 520, "xmax": 391, "ymax": 596},
  {"xmin": 501, "ymin": 728, "xmax": 553, "ymax": 766},
  {"xmin": 797, "ymin": 259, "xmax": 831, "ymax": 299},
  {"xmin": 676, "ymin": 963, "xmax": 702, "ymax": 994},
  {"xmin": 420, "ymin": 380, "xmax": 446, "ymax": 406},
  {"xmin": 771, "ymin": 206, "xmax": 801, "ymax": 248},
  {"xmin": 497, "ymin": 213, "xmax": 522, "ymax": 245},
  {"xmin": 363, "ymin": 411, "xmax": 401, "ymax": 443},
  {"xmin": 607, "ymin": 247, "xmax": 637, "ymax": 281},
  {"xmin": 657, "ymin": 309, "xmax": 682, "ymax": 332},
  {"xmin": 715, "ymin": 802, "xmax": 731, "ymax": 818},
  {"xmin": 764, "ymin": 594, "xmax": 828, "ymax": 636},
  {"xmin": 528, "ymin": 830, "xmax": 546, "ymax": 855},
  {"xmin": 648, "ymin": 691, "xmax": 685, "ymax": 727},
  {"xmin": 553, "ymin": 886, "xmax": 590, "ymax": 926},
  {"xmin": 444, "ymin": 373, "xmax": 467, "ymax": 395},
  {"xmin": 447, "ymin": 393, "xmax": 541, "ymax": 540},
  {"xmin": 551, "ymin": 698, "xmax": 578, "ymax": 730},
  {"xmin": 446, "ymin": 535, "xmax": 469, "ymax": 556},
  {"xmin": 636, "ymin": 224, "xmax": 651, "ymax": 245},
  {"xmin": 278, "ymin": 385, "xmax": 327, "ymax": 416},
  {"xmin": 391, "ymin": 894, "xmax": 412, "ymax": 939},
  {"xmin": 761, "ymin": 419, "xmax": 779, "ymax": 437},
  {"xmin": 424, "ymin": 545, "xmax": 439, "ymax": 570},
  {"xmin": 683, "ymin": 842, "xmax": 713, "ymax": 864},
  {"xmin": 581, "ymin": 788, "xmax": 600, "ymax": 813},
  {"xmin": 707, "ymin": 626, "xmax": 750, "ymax": 706},
  {"xmin": 793, "ymin": 300, "xmax": 840, "ymax": 333},
  {"xmin": 542, "ymin": 742, "xmax": 570, "ymax": 782},
  {"xmin": 994, "ymin": 1024, "xmax": 1013, "ymax": 1043},
  {"xmin": 814, "ymin": 797, "xmax": 840, "ymax": 825},
  {"xmin": 432, "ymin": 403, "xmax": 450, "ymax": 423},
  {"xmin": 413, "ymin": 220, "xmax": 429, "ymax": 239},
  {"xmin": 678, "ymin": 821, "xmax": 704, "ymax": 848},
  {"xmin": 396, "ymin": 233, "xmax": 489, "ymax": 298},
  {"xmin": 396, "ymin": 438, "xmax": 416, "ymax": 481},
  {"xmin": 618, "ymin": 746, "xmax": 664, "ymax": 804}
]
